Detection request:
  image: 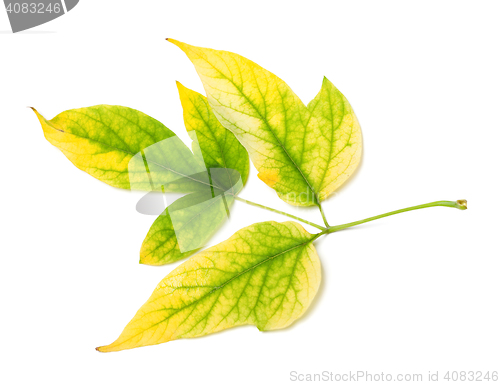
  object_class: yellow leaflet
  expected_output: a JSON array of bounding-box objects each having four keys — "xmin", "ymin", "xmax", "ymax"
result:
[{"xmin": 97, "ymin": 221, "xmax": 321, "ymax": 352}]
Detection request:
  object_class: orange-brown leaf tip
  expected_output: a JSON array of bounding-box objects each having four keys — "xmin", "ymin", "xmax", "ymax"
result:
[
  {"xmin": 30, "ymin": 107, "xmax": 44, "ymax": 122},
  {"xmin": 166, "ymin": 38, "xmax": 182, "ymax": 48}
]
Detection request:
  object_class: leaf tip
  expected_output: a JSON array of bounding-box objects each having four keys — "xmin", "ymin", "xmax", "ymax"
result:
[
  {"xmin": 321, "ymin": 76, "xmax": 338, "ymax": 91},
  {"xmin": 30, "ymin": 107, "xmax": 45, "ymax": 123},
  {"xmin": 96, "ymin": 344, "xmax": 115, "ymax": 353},
  {"xmin": 165, "ymin": 38, "xmax": 188, "ymax": 52},
  {"xmin": 175, "ymin": 80, "xmax": 186, "ymax": 93}
]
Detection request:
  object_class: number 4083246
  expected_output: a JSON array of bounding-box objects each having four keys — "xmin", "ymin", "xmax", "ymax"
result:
[
  {"xmin": 5, "ymin": 2, "xmax": 62, "ymax": 14},
  {"xmin": 444, "ymin": 371, "xmax": 499, "ymax": 382}
]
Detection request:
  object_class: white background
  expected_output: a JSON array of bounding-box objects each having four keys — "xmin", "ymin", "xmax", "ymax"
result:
[{"xmin": 1, "ymin": 1, "xmax": 499, "ymax": 384}]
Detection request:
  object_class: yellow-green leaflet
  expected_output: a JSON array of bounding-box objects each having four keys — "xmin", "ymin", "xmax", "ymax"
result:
[
  {"xmin": 33, "ymin": 105, "xmax": 178, "ymax": 190},
  {"xmin": 97, "ymin": 221, "xmax": 321, "ymax": 352},
  {"xmin": 169, "ymin": 39, "xmax": 362, "ymax": 207}
]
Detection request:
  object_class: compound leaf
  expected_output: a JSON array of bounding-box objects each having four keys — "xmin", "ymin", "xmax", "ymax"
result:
[
  {"xmin": 169, "ymin": 39, "xmax": 362, "ymax": 207},
  {"xmin": 97, "ymin": 221, "xmax": 321, "ymax": 352}
]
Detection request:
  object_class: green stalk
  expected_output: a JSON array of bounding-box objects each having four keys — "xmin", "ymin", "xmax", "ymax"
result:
[
  {"xmin": 235, "ymin": 196, "xmax": 326, "ymax": 231},
  {"xmin": 325, "ymin": 200, "xmax": 467, "ymax": 234},
  {"xmin": 317, "ymin": 202, "xmax": 330, "ymax": 228}
]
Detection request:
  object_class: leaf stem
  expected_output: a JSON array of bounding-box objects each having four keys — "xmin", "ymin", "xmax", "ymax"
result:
[
  {"xmin": 234, "ymin": 196, "xmax": 326, "ymax": 231},
  {"xmin": 317, "ymin": 202, "xmax": 330, "ymax": 228},
  {"xmin": 325, "ymin": 200, "xmax": 467, "ymax": 234}
]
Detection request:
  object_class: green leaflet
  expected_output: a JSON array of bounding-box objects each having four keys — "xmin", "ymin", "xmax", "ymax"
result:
[
  {"xmin": 139, "ymin": 191, "xmax": 233, "ymax": 266},
  {"xmin": 169, "ymin": 40, "xmax": 362, "ymax": 207},
  {"xmin": 177, "ymin": 82, "xmax": 249, "ymax": 186},
  {"xmin": 97, "ymin": 221, "xmax": 321, "ymax": 352},
  {"xmin": 140, "ymin": 169, "xmax": 242, "ymax": 265}
]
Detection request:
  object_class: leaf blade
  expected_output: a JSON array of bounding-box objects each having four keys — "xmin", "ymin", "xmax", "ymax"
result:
[
  {"xmin": 33, "ymin": 105, "xmax": 177, "ymax": 190},
  {"xmin": 140, "ymin": 186, "xmax": 237, "ymax": 265},
  {"xmin": 307, "ymin": 77, "xmax": 362, "ymax": 199},
  {"xmin": 177, "ymin": 82, "xmax": 250, "ymax": 185}
]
